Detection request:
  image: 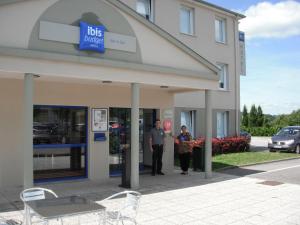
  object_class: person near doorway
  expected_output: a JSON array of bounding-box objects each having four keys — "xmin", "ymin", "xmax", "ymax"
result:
[
  {"xmin": 149, "ymin": 119, "xmax": 165, "ymax": 176},
  {"xmin": 177, "ymin": 125, "xmax": 193, "ymax": 175}
]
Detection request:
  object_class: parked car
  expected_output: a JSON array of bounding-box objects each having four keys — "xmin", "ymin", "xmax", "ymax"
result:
[
  {"xmin": 240, "ymin": 130, "xmax": 251, "ymax": 144},
  {"xmin": 268, "ymin": 126, "xmax": 300, "ymax": 153},
  {"xmin": 33, "ymin": 123, "xmax": 61, "ymax": 144}
]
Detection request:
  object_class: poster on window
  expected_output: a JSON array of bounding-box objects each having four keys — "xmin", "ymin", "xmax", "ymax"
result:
[
  {"xmin": 163, "ymin": 119, "xmax": 172, "ymax": 134},
  {"xmin": 92, "ymin": 108, "xmax": 108, "ymax": 132}
]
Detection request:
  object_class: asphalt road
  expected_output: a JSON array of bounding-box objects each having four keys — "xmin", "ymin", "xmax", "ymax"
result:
[{"xmin": 219, "ymin": 158, "xmax": 300, "ymax": 185}]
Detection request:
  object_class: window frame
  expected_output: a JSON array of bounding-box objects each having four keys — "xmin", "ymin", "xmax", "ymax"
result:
[
  {"xmin": 217, "ymin": 63, "xmax": 228, "ymax": 90},
  {"xmin": 216, "ymin": 111, "xmax": 228, "ymax": 138},
  {"xmin": 179, "ymin": 5, "xmax": 195, "ymax": 36},
  {"xmin": 136, "ymin": 0, "xmax": 154, "ymax": 22},
  {"xmin": 215, "ymin": 17, "xmax": 227, "ymax": 44}
]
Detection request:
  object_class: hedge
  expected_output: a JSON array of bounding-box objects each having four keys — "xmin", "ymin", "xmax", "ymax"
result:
[
  {"xmin": 241, "ymin": 126, "xmax": 280, "ymax": 136},
  {"xmin": 175, "ymin": 136, "xmax": 250, "ymax": 156}
]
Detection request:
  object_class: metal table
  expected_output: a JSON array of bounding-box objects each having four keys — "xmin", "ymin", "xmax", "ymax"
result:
[{"xmin": 25, "ymin": 196, "xmax": 106, "ymax": 225}]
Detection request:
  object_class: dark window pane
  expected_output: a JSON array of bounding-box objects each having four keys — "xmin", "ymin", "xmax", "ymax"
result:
[{"xmin": 34, "ymin": 107, "xmax": 87, "ymax": 145}]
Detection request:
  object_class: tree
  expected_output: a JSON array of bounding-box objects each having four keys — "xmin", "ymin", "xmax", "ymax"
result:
[
  {"xmin": 257, "ymin": 106, "xmax": 264, "ymax": 127},
  {"xmin": 249, "ymin": 104, "xmax": 258, "ymax": 127},
  {"xmin": 241, "ymin": 105, "xmax": 249, "ymax": 127}
]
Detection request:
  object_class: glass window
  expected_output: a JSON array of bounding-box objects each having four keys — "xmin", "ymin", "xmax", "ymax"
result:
[
  {"xmin": 180, "ymin": 111, "xmax": 196, "ymax": 138},
  {"xmin": 33, "ymin": 106, "xmax": 87, "ymax": 181},
  {"xmin": 215, "ymin": 18, "xmax": 226, "ymax": 43},
  {"xmin": 217, "ymin": 63, "xmax": 228, "ymax": 90},
  {"xmin": 33, "ymin": 107, "xmax": 87, "ymax": 145},
  {"xmin": 217, "ymin": 112, "xmax": 228, "ymax": 138},
  {"xmin": 180, "ymin": 6, "xmax": 194, "ymax": 35},
  {"xmin": 137, "ymin": 0, "xmax": 153, "ymax": 21}
]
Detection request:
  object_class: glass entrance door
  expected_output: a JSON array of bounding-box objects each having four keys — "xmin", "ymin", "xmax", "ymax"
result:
[
  {"xmin": 109, "ymin": 108, "xmax": 131, "ymax": 176},
  {"xmin": 109, "ymin": 108, "xmax": 154, "ymax": 176}
]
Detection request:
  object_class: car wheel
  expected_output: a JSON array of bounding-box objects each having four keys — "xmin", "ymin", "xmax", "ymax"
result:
[{"xmin": 295, "ymin": 145, "xmax": 300, "ymax": 154}]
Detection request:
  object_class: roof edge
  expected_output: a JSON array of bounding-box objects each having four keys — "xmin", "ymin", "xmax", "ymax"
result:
[{"xmin": 193, "ymin": 0, "xmax": 245, "ymax": 19}]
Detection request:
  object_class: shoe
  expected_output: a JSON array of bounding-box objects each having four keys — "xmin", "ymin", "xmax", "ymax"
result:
[
  {"xmin": 151, "ymin": 173, "xmax": 155, "ymax": 176},
  {"xmin": 157, "ymin": 172, "xmax": 165, "ymax": 175},
  {"xmin": 180, "ymin": 172, "xmax": 185, "ymax": 175}
]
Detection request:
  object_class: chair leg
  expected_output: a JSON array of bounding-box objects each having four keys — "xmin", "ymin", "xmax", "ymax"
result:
[{"xmin": 24, "ymin": 206, "xmax": 32, "ymax": 225}]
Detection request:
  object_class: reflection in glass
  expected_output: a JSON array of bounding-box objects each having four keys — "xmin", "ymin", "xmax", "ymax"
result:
[
  {"xmin": 109, "ymin": 108, "xmax": 145, "ymax": 176},
  {"xmin": 34, "ymin": 107, "xmax": 86, "ymax": 145},
  {"xmin": 33, "ymin": 106, "xmax": 87, "ymax": 181},
  {"xmin": 33, "ymin": 147, "xmax": 86, "ymax": 180}
]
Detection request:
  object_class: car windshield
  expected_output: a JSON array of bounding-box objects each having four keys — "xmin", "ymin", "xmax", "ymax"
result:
[{"xmin": 276, "ymin": 128, "xmax": 300, "ymax": 136}]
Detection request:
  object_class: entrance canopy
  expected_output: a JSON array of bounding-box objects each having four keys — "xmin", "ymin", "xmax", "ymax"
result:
[{"xmin": 0, "ymin": 0, "xmax": 219, "ymax": 91}]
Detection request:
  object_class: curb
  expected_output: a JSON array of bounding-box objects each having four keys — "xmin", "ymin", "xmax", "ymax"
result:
[{"xmin": 213, "ymin": 156, "xmax": 300, "ymax": 172}]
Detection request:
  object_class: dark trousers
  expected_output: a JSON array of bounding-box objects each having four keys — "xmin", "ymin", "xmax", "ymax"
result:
[
  {"xmin": 179, "ymin": 152, "xmax": 190, "ymax": 172},
  {"xmin": 152, "ymin": 144, "xmax": 163, "ymax": 174}
]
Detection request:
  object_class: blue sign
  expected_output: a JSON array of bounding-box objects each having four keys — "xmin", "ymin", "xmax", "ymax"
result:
[
  {"xmin": 239, "ymin": 31, "xmax": 245, "ymax": 42},
  {"xmin": 94, "ymin": 133, "xmax": 106, "ymax": 142},
  {"xmin": 79, "ymin": 21, "xmax": 105, "ymax": 53}
]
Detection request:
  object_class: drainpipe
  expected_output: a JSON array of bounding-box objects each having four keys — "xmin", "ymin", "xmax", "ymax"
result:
[{"xmin": 233, "ymin": 17, "xmax": 240, "ymax": 136}]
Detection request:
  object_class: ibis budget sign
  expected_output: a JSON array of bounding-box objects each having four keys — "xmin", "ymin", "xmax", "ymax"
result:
[{"xmin": 79, "ymin": 21, "xmax": 105, "ymax": 53}]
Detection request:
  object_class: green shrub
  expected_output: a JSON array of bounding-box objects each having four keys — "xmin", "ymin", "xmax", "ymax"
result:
[{"xmin": 241, "ymin": 126, "xmax": 281, "ymax": 136}]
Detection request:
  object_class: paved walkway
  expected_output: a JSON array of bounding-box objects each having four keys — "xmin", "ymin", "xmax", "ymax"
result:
[{"xmin": 0, "ymin": 169, "xmax": 300, "ymax": 224}]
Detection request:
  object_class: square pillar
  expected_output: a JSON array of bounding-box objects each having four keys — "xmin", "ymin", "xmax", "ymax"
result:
[
  {"xmin": 23, "ymin": 73, "xmax": 35, "ymax": 188},
  {"xmin": 205, "ymin": 90, "xmax": 212, "ymax": 178},
  {"xmin": 130, "ymin": 83, "xmax": 140, "ymax": 189}
]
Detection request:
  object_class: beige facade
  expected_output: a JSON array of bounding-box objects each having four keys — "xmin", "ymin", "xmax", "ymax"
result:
[
  {"xmin": 0, "ymin": 0, "xmax": 231, "ymax": 188},
  {"xmin": 121, "ymin": 0, "xmax": 244, "ymax": 137},
  {"xmin": 0, "ymin": 78, "xmax": 175, "ymax": 187},
  {"xmin": 0, "ymin": 0, "xmax": 245, "ymax": 188}
]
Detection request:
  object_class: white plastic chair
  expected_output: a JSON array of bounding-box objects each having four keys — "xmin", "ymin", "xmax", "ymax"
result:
[
  {"xmin": 100, "ymin": 191, "xmax": 141, "ymax": 225},
  {"xmin": 20, "ymin": 187, "xmax": 59, "ymax": 225},
  {"xmin": 0, "ymin": 216, "xmax": 22, "ymax": 225}
]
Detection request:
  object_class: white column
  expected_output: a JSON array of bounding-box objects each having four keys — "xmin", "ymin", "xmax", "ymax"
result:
[
  {"xmin": 131, "ymin": 83, "xmax": 140, "ymax": 189},
  {"xmin": 205, "ymin": 90, "xmax": 212, "ymax": 178},
  {"xmin": 23, "ymin": 73, "xmax": 35, "ymax": 188}
]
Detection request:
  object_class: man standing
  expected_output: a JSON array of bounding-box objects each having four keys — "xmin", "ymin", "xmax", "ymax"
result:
[{"xmin": 149, "ymin": 119, "xmax": 165, "ymax": 176}]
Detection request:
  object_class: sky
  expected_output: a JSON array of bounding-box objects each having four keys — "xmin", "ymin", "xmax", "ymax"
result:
[{"xmin": 206, "ymin": 0, "xmax": 300, "ymax": 115}]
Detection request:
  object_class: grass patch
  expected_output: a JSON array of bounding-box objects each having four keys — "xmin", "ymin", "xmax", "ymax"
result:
[
  {"xmin": 175, "ymin": 152, "xmax": 300, "ymax": 171},
  {"xmin": 212, "ymin": 152, "xmax": 300, "ymax": 170}
]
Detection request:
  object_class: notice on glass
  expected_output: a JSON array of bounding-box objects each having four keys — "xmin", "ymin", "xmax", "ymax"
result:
[{"xmin": 92, "ymin": 108, "xmax": 108, "ymax": 132}]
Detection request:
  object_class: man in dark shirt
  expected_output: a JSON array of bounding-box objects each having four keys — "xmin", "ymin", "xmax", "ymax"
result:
[{"xmin": 149, "ymin": 119, "xmax": 165, "ymax": 176}]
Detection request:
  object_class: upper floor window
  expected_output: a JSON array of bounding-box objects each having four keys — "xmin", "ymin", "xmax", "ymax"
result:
[
  {"xmin": 217, "ymin": 63, "xmax": 228, "ymax": 90},
  {"xmin": 137, "ymin": 0, "xmax": 153, "ymax": 21},
  {"xmin": 215, "ymin": 18, "xmax": 226, "ymax": 43},
  {"xmin": 180, "ymin": 5, "xmax": 194, "ymax": 35}
]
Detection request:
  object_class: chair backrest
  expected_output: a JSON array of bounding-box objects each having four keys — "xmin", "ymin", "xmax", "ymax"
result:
[
  {"xmin": 120, "ymin": 191, "xmax": 141, "ymax": 219},
  {"xmin": 0, "ymin": 216, "xmax": 21, "ymax": 225},
  {"xmin": 20, "ymin": 187, "xmax": 58, "ymax": 202}
]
